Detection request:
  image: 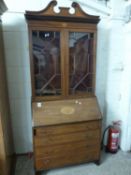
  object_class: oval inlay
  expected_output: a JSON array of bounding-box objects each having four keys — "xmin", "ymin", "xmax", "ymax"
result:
[{"xmin": 60, "ymin": 106, "xmax": 75, "ymax": 115}]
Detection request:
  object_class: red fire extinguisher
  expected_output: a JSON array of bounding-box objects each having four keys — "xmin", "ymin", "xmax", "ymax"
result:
[{"xmin": 106, "ymin": 121, "xmax": 121, "ymax": 153}]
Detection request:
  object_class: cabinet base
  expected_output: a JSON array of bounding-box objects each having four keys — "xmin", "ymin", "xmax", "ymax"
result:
[
  {"xmin": 35, "ymin": 160, "xmax": 101, "ymax": 174},
  {"xmin": 35, "ymin": 170, "xmax": 47, "ymax": 175},
  {"xmin": 95, "ymin": 159, "xmax": 101, "ymax": 165}
]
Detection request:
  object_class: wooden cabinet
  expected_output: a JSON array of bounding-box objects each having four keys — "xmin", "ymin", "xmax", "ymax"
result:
[
  {"xmin": 25, "ymin": 1, "xmax": 99, "ymax": 101},
  {"xmin": 25, "ymin": 1, "xmax": 101, "ymax": 174},
  {"xmin": 34, "ymin": 121, "xmax": 101, "ymax": 170},
  {"xmin": 32, "ymin": 97, "xmax": 101, "ymax": 172}
]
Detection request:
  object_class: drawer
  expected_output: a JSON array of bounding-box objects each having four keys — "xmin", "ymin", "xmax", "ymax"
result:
[
  {"xmin": 35, "ymin": 140, "xmax": 100, "ymax": 158},
  {"xmin": 34, "ymin": 129, "xmax": 100, "ymax": 146},
  {"xmin": 35, "ymin": 149, "xmax": 100, "ymax": 170},
  {"xmin": 34, "ymin": 121, "xmax": 101, "ymax": 137}
]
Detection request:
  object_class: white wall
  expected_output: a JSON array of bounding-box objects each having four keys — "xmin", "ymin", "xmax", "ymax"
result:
[
  {"xmin": 2, "ymin": 0, "xmax": 131, "ymax": 153},
  {"xmin": 119, "ymin": 21, "xmax": 131, "ymax": 151},
  {"xmin": 95, "ymin": 17, "xmax": 110, "ymax": 142},
  {"xmin": 95, "ymin": 17, "xmax": 109, "ymax": 116},
  {"xmin": 2, "ymin": 12, "xmax": 32, "ymax": 153},
  {"xmin": 96, "ymin": 0, "xmax": 131, "ymax": 150}
]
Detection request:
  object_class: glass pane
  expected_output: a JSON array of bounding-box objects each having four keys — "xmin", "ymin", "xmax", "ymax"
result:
[
  {"xmin": 32, "ymin": 31, "xmax": 61, "ymax": 96},
  {"xmin": 69, "ymin": 32, "xmax": 94, "ymax": 95}
]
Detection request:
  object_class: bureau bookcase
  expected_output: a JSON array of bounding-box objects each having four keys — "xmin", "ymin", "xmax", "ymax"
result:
[{"xmin": 25, "ymin": 1, "xmax": 101, "ymax": 174}]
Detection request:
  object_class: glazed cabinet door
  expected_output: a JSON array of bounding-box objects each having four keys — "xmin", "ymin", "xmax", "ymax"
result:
[
  {"xmin": 68, "ymin": 31, "xmax": 96, "ymax": 97},
  {"xmin": 29, "ymin": 27, "xmax": 96, "ymax": 100},
  {"xmin": 30, "ymin": 29, "xmax": 63, "ymax": 99}
]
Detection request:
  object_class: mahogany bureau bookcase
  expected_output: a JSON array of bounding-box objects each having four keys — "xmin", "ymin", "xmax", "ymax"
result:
[{"xmin": 25, "ymin": 1, "xmax": 102, "ymax": 174}]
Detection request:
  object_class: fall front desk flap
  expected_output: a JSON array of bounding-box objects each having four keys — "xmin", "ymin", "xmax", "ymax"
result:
[{"xmin": 32, "ymin": 97, "xmax": 102, "ymax": 127}]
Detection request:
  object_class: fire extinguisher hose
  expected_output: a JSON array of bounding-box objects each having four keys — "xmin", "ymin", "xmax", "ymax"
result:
[{"xmin": 101, "ymin": 125, "xmax": 112, "ymax": 150}]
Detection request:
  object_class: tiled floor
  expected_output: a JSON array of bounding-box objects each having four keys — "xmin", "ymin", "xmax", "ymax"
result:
[{"xmin": 15, "ymin": 150, "xmax": 131, "ymax": 175}]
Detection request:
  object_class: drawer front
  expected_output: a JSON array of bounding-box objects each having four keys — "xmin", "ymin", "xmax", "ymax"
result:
[
  {"xmin": 34, "ymin": 121, "xmax": 101, "ymax": 170},
  {"xmin": 35, "ymin": 149, "xmax": 100, "ymax": 170},
  {"xmin": 35, "ymin": 140, "xmax": 100, "ymax": 158},
  {"xmin": 34, "ymin": 129, "xmax": 100, "ymax": 146},
  {"xmin": 34, "ymin": 121, "xmax": 101, "ymax": 136}
]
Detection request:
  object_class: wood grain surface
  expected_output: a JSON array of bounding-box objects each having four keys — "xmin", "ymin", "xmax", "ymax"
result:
[{"xmin": 32, "ymin": 97, "xmax": 101, "ymax": 127}]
